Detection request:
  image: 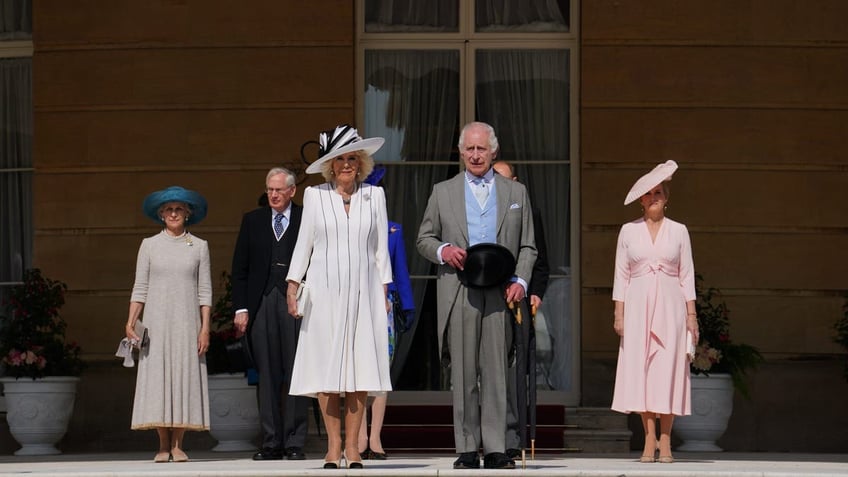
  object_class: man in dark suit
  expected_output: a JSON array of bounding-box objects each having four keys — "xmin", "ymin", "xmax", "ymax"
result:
[
  {"xmin": 417, "ymin": 122, "xmax": 537, "ymax": 470},
  {"xmin": 232, "ymin": 167, "xmax": 309, "ymax": 461},
  {"xmin": 493, "ymin": 160, "xmax": 551, "ymax": 458}
]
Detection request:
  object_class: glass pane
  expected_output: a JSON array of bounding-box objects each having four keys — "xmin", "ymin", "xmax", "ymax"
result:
[
  {"xmin": 476, "ymin": 0, "xmax": 569, "ymax": 32},
  {"xmin": 0, "ymin": 0, "xmax": 33, "ymax": 40},
  {"xmin": 475, "ymin": 49, "xmax": 572, "ymax": 392},
  {"xmin": 364, "ymin": 49, "xmax": 460, "ymax": 164},
  {"xmin": 0, "ymin": 58, "xmax": 33, "ymax": 300},
  {"xmin": 365, "ymin": 0, "xmax": 459, "ymax": 33},
  {"xmin": 364, "ymin": 49, "xmax": 460, "ymax": 389}
]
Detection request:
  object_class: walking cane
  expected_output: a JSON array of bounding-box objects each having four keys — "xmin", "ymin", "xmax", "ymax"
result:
[
  {"xmin": 508, "ymin": 300, "xmax": 532, "ymax": 468},
  {"xmin": 529, "ymin": 302, "xmax": 538, "ymax": 461}
]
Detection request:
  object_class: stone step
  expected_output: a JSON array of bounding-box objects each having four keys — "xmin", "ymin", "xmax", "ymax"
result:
[
  {"xmin": 563, "ymin": 429, "xmax": 633, "ymax": 453},
  {"xmin": 566, "ymin": 406, "xmax": 630, "ymax": 430}
]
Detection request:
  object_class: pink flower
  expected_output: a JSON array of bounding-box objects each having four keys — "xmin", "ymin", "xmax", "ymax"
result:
[
  {"xmin": 6, "ymin": 349, "xmax": 23, "ymax": 366},
  {"xmin": 24, "ymin": 350, "xmax": 39, "ymax": 365}
]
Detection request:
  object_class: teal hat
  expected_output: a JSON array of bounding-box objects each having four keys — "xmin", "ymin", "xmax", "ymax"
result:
[{"xmin": 142, "ymin": 186, "xmax": 208, "ymax": 226}]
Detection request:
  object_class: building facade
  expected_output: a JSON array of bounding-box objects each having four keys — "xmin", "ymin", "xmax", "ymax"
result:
[{"xmin": 1, "ymin": 0, "xmax": 846, "ymax": 452}]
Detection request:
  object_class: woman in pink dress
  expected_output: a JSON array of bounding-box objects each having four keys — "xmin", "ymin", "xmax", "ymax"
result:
[{"xmin": 611, "ymin": 160, "xmax": 699, "ymax": 463}]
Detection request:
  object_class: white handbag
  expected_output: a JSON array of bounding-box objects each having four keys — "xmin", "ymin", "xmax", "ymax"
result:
[
  {"xmin": 295, "ymin": 282, "xmax": 310, "ymax": 317},
  {"xmin": 686, "ymin": 330, "xmax": 696, "ymax": 362}
]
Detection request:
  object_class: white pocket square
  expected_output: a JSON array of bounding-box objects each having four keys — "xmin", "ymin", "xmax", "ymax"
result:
[{"xmin": 509, "ymin": 203, "xmax": 521, "ymax": 209}]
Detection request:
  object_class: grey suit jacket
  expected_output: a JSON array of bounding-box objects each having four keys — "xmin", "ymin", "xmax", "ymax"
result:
[{"xmin": 417, "ymin": 172, "xmax": 537, "ymax": 353}]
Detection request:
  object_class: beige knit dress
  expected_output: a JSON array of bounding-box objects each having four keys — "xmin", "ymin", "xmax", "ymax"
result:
[{"xmin": 130, "ymin": 230, "xmax": 211, "ymax": 430}]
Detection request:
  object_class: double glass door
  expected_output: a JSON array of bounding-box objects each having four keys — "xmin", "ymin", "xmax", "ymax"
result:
[{"xmin": 357, "ymin": 0, "xmax": 579, "ymax": 405}]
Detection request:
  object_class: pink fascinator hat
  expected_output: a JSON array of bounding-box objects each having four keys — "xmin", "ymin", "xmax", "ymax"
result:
[{"xmin": 624, "ymin": 160, "xmax": 678, "ymax": 205}]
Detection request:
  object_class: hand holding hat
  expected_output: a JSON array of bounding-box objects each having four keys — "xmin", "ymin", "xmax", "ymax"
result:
[{"xmin": 457, "ymin": 243, "xmax": 517, "ymax": 289}]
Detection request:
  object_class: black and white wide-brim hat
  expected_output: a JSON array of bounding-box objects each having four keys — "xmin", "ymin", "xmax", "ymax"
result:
[{"xmin": 304, "ymin": 125, "xmax": 384, "ymax": 174}]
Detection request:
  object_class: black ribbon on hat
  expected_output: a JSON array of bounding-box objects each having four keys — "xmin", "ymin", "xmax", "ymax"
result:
[{"xmin": 301, "ymin": 124, "xmax": 359, "ymax": 167}]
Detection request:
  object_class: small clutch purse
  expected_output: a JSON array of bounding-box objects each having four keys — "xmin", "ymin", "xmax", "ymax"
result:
[
  {"xmin": 131, "ymin": 321, "xmax": 150, "ymax": 351},
  {"xmin": 295, "ymin": 282, "xmax": 310, "ymax": 317},
  {"xmin": 115, "ymin": 321, "xmax": 149, "ymax": 367},
  {"xmin": 686, "ymin": 330, "xmax": 696, "ymax": 362}
]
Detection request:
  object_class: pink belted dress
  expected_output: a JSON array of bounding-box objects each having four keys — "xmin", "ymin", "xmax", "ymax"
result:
[{"xmin": 611, "ymin": 217, "xmax": 696, "ymax": 415}]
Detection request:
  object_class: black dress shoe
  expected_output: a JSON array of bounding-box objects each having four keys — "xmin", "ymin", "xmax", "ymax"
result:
[
  {"xmin": 453, "ymin": 451, "xmax": 480, "ymax": 469},
  {"xmin": 285, "ymin": 446, "xmax": 306, "ymax": 460},
  {"xmin": 505, "ymin": 448, "xmax": 521, "ymax": 459},
  {"xmin": 484, "ymin": 452, "xmax": 516, "ymax": 469},
  {"xmin": 252, "ymin": 448, "xmax": 283, "ymax": 460}
]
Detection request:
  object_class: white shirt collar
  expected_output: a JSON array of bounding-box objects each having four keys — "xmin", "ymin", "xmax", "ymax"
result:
[{"xmin": 272, "ymin": 203, "xmax": 292, "ymax": 220}]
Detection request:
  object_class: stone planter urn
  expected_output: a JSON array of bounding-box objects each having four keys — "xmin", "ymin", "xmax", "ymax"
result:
[
  {"xmin": 675, "ymin": 373, "xmax": 734, "ymax": 451},
  {"xmin": 0, "ymin": 376, "xmax": 80, "ymax": 455},
  {"xmin": 207, "ymin": 373, "xmax": 260, "ymax": 452}
]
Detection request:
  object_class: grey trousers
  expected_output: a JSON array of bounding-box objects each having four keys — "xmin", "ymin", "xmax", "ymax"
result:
[{"xmin": 448, "ymin": 285, "xmax": 512, "ymax": 455}]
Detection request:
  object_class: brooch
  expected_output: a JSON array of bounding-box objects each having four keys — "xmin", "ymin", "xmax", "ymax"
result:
[{"xmin": 185, "ymin": 233, "xmax": 193, "ymax": 246}]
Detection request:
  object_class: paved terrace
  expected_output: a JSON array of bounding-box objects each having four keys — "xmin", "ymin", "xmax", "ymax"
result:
[{"xmin": 0, "ymin": 452, "xmax": 846, "ymax": 476}]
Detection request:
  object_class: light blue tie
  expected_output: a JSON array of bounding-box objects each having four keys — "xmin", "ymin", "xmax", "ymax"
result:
[{"xmin": 274, "ymin": 214, "xmax": 287, "ymax": 241}]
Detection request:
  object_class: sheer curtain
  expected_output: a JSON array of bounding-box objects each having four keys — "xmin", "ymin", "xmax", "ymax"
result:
[
  {"xmin": 363, "ymin": 50, "xmax": 460, "ymax": 384},
  {"xmin": 476, "ymin": 0, "xmax": 568, "ymax": 32},
  {"xmin": 0, "ymin": 0, "xmax": 32, "ymax": 40},
  {"xmin": 0, "ymin": 57, "xmax": 32, "ymax": 302},
  {"xmin": 475, "ymin": 48, "xmax": 573, "ymax": 391},
  {"xmin": 364, "ymin": 0, "xmax": 458, "ymax": 32}
]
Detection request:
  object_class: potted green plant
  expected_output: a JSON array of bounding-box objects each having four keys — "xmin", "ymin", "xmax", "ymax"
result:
[
  {"xmin": 834, "ymin": 299, "xmax": 848, "ymax": 381},
  {"xmin": 205, "ymin": 271, "xmax": 260, "ymax": 452},
  {"xmin": 676, "ymin": 273, "xmax": 764, "ymax": 451},
  {"xmin": 0, "ymin": 268, "xmax": 85, "ymax": 455},
  {"xmin": 689, "ymin": 274, "xmax": 764, "ymax": 396}
]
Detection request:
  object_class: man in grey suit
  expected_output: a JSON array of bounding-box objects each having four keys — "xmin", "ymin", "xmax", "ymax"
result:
[{"xmin": 417, "ymin": 122, "xmax": 537, "ymax": 470}]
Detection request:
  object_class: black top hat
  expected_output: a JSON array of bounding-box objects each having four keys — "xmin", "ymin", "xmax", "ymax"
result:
[{"xmin": 457, "ymin": 243, "xmax": 516, "ymax": 289}]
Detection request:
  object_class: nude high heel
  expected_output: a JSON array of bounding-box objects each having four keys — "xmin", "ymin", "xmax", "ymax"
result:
[{"xmin": 344, "ymin": 451, "xmax": 364, "ymax": 469}]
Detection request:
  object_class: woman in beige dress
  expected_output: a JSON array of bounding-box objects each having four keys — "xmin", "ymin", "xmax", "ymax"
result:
[{"xmin": 126, "ymin": 186, "xmax": 212, "ymax": 463}]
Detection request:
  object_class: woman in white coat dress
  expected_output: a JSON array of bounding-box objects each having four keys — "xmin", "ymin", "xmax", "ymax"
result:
[{"xmin": 286, "ymin": 125, "xmax": 393, "ymax": 469}]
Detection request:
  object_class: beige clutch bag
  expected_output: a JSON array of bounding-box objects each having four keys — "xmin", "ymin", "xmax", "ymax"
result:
[{"xmin": 686, "ymin": 330, "xmax": 696, "ymax": 362}]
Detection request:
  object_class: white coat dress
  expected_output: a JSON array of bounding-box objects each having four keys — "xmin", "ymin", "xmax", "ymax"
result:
[{"xmin": 286, "ymin": 182, "xmax": 393, "ymax": 397}]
